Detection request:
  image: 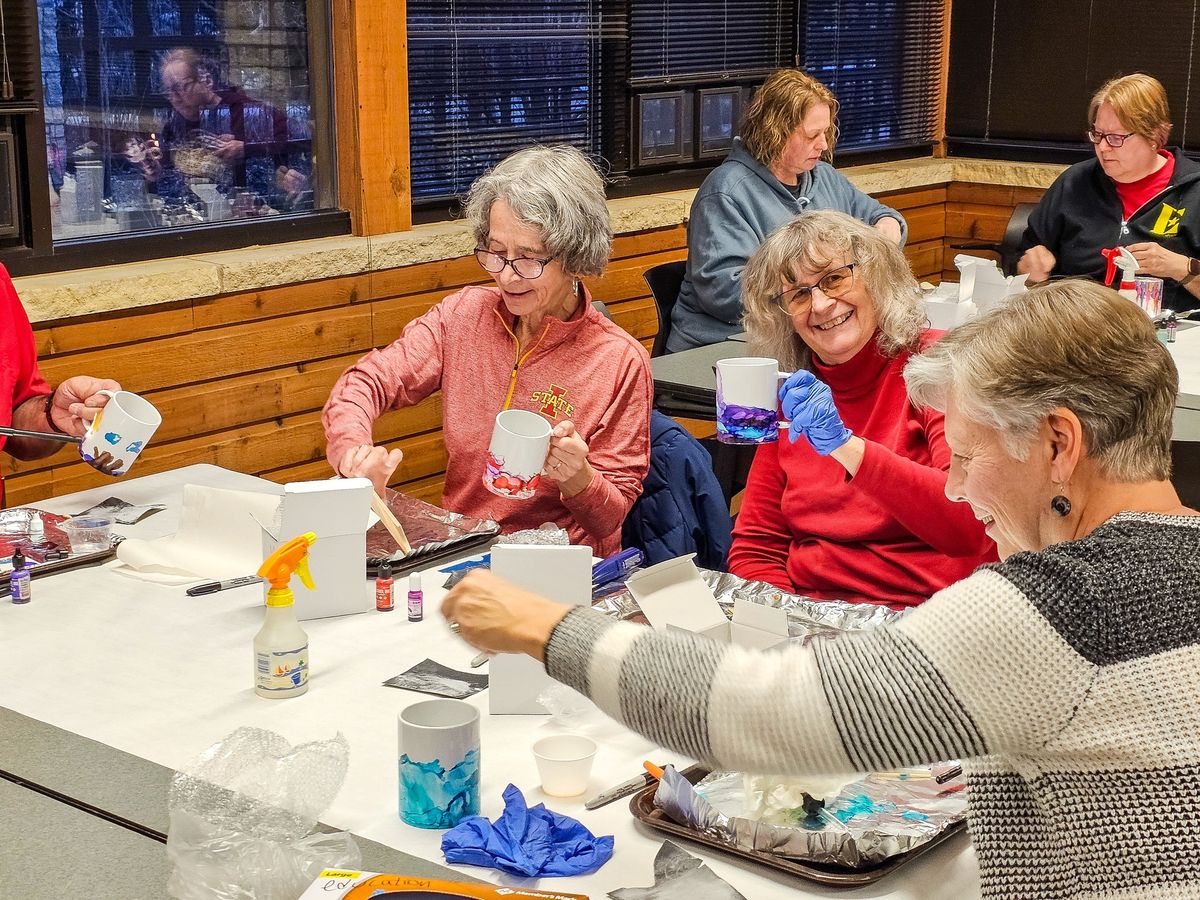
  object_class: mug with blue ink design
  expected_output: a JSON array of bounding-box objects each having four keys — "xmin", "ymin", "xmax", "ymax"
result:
[
  {"xmin": 398, "ymin": 698, "xmax": 481, "ymax": 829},
  {"xmin": 80, "ymin": 389, "xmax": 162, "ymax": 477}
]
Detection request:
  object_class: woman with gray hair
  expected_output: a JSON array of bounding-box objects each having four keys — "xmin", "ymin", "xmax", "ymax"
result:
[
  {"xmin": 443, "ymin": 280, "xmax": 1200, "ymax": 899},
  {"xmin": 323, "ymin": 145, "xmax": 652, "ymax": 554},
  {"xmin": 728, "ymin": 209, "xmax": 994, "ymax": 607}
]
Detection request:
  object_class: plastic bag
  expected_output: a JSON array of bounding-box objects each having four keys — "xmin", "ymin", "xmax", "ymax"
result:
[{"xmin": 166, "ymin": 727, "xmax": 361, "ymax": 900}]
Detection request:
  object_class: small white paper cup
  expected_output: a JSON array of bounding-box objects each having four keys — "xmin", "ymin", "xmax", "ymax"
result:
[{"xmin": 532, "ymin": 734, "xmax": 597, "ymax": 797}]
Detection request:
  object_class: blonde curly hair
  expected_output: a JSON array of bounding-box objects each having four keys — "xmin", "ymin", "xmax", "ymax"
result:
[{"xmin": 742, "ymin": 210, "xmax": 924, "ymax": 371}]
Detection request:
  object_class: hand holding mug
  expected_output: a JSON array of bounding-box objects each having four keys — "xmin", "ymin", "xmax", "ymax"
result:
[
  {"xmin": 545, "ymin": 420, "xmax": 593, "ymax": 497},
  {"xmin": 51, "ymin": 377, "xmax": 122, "ymax": 437},
  {"xmin": 337, "ymin": 444, "xmax": 403, "ymax": 495},
  {"xmin": 779, "ymin": 371, "xmax": 852, "ymax": 455}
]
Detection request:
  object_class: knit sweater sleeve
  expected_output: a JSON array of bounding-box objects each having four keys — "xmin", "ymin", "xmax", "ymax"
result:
[
  {"xmin": 560, "ymin": 342, "xmax": 653, "ymax": 541},
  {"xmin": 850, "ymin": 403, "xmax": 996, "ymax": 559},
  {"xmin": 322, "ymin": 298, "xmax": 449, "ymax": 470},
  {"xmin": 726, "ymin": 439, "xmax": 794, "ymax": 590},
  {"xmin": 544, "ymin": 566, "xmax": 1094, "ymax": 776}
]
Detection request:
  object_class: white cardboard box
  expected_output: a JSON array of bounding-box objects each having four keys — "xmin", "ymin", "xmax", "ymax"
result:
[
  {"xmin": 488, "ymin": 543, "xmax": 593, "ymax": 714},
  {"xmin": 626, "ymin": 554, "xmax": 789, "ymax": 649},
  {"xmin": 265, "ymin": 478, "xmax": 373, "ymax": 620}
]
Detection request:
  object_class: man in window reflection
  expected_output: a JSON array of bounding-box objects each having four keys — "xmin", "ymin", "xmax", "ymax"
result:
[{"xmin": 130, "ymin": 48, "xmax": 310, "ymax": 213}]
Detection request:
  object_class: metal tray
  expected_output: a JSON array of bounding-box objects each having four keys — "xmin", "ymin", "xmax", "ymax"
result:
[{"xmin": 629, "ymin": 766, "xmax": 968, "ymax": 887}]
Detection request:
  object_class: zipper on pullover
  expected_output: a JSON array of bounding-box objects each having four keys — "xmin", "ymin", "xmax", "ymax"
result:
[{"xmin": 494, "ymin": 308, "xmax": 551, "ymax": 410}]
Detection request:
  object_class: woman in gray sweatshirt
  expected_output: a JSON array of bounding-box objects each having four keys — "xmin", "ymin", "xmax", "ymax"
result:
[{"xmin": 668, "ymin": 69, "xmax": 906, "ymax": 352}]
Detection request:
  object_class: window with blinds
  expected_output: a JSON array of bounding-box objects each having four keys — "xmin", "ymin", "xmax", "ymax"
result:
[
  {"xmin": 629, "ymin": 0, "xmax": 794, "ymax": 83},
  {"xmin": 407, "ymin": 1, "xmax": 947, "ymax": 204},
  {"xmin": 407, "ymin": 0, "xmax": 602, "ymax": 203},
  {"xmin": 946, "ymin": 1, "xmax": 1200, "ymax": 158},
  {"xmin": 801, "ymin": 0, "xmax": 944, "ymax": 154}
]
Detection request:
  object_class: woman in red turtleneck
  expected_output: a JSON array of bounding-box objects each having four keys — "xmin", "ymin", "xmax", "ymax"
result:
[{"xmin": 728, "ymin": 210, "xmax": 996, "ymax": 608}]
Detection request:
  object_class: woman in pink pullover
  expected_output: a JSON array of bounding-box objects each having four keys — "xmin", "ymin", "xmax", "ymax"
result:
[{"xmin": 322, "ymin": 145, "xmax": 653, "ymax": 556}]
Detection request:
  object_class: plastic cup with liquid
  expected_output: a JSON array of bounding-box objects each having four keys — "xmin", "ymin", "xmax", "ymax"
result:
[{"xmin": 61, "ymin": 516, "xmax": 114, "ymax": 554}]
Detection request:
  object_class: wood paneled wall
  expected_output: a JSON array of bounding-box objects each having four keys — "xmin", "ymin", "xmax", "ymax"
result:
[
  {"xmin": 941, "ymin": 183, "xmax": 1047, "ymax": 281},
  {"xmin": 2, "ymin": 181, "xmax": 1032, "ymax": 507}
]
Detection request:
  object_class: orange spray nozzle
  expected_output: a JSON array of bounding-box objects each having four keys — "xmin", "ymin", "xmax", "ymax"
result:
[{"xmin": 257, "ymin": 531, "xmax": 317, "ymax": 592}]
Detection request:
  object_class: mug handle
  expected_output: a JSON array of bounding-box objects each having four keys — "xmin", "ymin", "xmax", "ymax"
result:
[{"xmin": 776, "ymin": 371, "xmax": 795, "ymax": 429}]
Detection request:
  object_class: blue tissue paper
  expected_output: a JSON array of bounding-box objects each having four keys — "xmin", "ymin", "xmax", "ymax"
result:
[{"xmin": 441, "ymin": 783, "xmax": 614, "ymax": 877}]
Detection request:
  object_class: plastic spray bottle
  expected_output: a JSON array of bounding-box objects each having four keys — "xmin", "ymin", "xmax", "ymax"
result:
[
  {"xmin": 254, "ymin": 532, "xmax": 316, "ymax": 699},
  {"xmin": 1102, "ymin": 246, "xmax": 1139, "ymax": 301}
]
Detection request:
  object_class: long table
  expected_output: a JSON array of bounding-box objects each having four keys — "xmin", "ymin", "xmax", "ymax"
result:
[
  {"xmin": 654, "ymin": 328, "xmax": 1200, "ymax": 443},
  {"xmin": 0, "ymin": 464, "xmax": 981, "ymax": 898}
]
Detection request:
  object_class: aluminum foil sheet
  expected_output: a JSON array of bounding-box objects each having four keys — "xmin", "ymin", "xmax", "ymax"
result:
[
  {"xmin": 591, "ymin": 566, "xmax": 906, "ymax": 641},
  {"xmin": 653, "ymin": 765, "xmax": 967, "ymax": 868},
  {"xmin": 366, "ymin": 488, "xmax": 499, "ymax": 564},
  {"xmin": 590, "ymin": 568, "xmax": 956, "ymax": 869}
]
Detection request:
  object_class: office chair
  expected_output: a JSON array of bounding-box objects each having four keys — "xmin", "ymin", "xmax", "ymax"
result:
[
  {"xmin": 951, "ymin": 202, "xmax": 1038, "ymax": 276},
  {"xmin": 642, "ymin": 259, "xmax": 687, "ymax": 358},
  {"xmin": 1172, "ymin": 441, "xmax": 1200, "ymax": 509}
]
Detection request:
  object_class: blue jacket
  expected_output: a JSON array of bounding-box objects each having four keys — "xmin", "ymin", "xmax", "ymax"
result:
[
  {"xmin": 622, "ymin": 412, "xmax": 732, "ymax": 570},
  {"xmin": 669, "ymin": 138, "xmax": 907, "ymax": 351}
]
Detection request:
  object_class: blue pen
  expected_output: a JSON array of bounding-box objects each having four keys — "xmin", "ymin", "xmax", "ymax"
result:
[{"xmin": 592, "ymin": 547, "xmax": 644, "ymax": 585}]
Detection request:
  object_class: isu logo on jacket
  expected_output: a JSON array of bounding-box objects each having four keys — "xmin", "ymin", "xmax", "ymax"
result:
[{"xmin": 531, "ymin": 384, "xmax": 574, "ymax": 419}]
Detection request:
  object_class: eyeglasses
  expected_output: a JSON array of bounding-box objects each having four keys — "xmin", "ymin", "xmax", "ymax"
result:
[
  {"xmin": 163, "ymin": 77, "xmax": 197, "ymax": 97},
  {"xmin": 772, "ymin": 263, "xmax": 858, "ymax": 314},
  {"xmin": 474, "ymin": 248, "xmax": 554, "ymax": 279},
  {"xmin": 1087, "ymin": 129, "xmax": 1136, "ymax": 148}
]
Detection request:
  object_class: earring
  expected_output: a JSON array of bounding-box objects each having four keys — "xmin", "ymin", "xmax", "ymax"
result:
[{"xmin": 1050, "ymin": 493, "xmax": 1072, "ymax": 517}]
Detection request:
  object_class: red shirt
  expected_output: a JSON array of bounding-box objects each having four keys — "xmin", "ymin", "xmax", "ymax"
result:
[
  {"xmin": 728, "ymin": 332, "xmax": 997, "ymax": 608},
  {"xmin": 0, "ymin": 264, "xmax": 51, "ymax": 507},
  {"xmin": 1115, "ymin": 150, "xmax": 1175, "ymax": 220}
]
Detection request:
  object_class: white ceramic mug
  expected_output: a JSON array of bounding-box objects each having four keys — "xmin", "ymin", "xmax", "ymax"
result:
[
  {"xmin": 398, "ymin": 698, "xmax": 481, "ymax": 829},
  {"xmin": 715, "ymin": 357, "xmax": 788, "ymax": 445},
  {"xmin": 483, "ymin": 408, "xmax": 552, "ymax": 500},
  {"xmin": 81, "ymin": 390, "xmax": 162, "ymax": 476}
]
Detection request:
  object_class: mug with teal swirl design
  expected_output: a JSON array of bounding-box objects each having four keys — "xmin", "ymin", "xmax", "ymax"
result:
[{"xmin": 398, "ymin": 698, "xmax": 481, "ymax": 828}]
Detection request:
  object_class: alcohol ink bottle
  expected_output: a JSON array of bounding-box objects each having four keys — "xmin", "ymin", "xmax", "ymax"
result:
[
  {"xmin": 376, "ymin": 561, "xmax": 395, "ymax": 612},
  {"xmin": 407, "ymin": 571, "xmax": 423, "ymax": 622},
  {"xmin": 11, "ymin": 548, "xmax": 31, "ymax": 604}
]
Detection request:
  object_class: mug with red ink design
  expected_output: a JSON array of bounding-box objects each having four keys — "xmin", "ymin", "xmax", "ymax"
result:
[{"xmin": 483, "ymin": 409, "xmax": 552, "ymax": 500}]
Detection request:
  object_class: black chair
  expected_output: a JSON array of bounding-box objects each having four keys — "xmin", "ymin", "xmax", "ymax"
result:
[
  {"xmin": 951, "ymin": 202, "xmax": 1038, "ymax": 276},
  {"xmin": 643, "ymin": 259, "xmax": 687, "ymax": 358},
  {"xmin": 1172, "ymin": 441, "xmax": 1200, "ymax": 509}
]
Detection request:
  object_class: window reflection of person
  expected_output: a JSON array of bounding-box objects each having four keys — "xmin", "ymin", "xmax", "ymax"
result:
[{"xmin": 131, "ymin": 48, "xmax": 309, "ymax": 210}]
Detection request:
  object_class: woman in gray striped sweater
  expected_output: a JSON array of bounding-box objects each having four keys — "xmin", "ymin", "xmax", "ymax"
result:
[{"xmin": 444, "ymin": 280, "xmax": 1200, "ymax": 900}]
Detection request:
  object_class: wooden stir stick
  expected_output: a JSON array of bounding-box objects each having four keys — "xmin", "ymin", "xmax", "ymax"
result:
[{"xmin": 370, "ymin": 491, "xmax": 412, "ymax": 556}]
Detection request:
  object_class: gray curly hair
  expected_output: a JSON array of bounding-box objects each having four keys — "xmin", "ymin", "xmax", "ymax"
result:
[
  {"xmin": 464, "ymin": 144, "xmax": 612, "ymax": 278},
  {"xmin": 903, "ymin": 280, "xmax": 1175, "ymax": 482},
  {"xmin": 742, "ymin": 209, "xmax": 924, "ymax": 371}
]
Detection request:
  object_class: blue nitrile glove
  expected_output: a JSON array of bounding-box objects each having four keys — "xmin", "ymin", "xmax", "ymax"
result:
[
  {"xmin": 441, "ymin": 783, "xmax": 614, "ymax": 877},
  {"xmin": 779, "ymin": 370, "xmax": 852, "ymax": 455}
]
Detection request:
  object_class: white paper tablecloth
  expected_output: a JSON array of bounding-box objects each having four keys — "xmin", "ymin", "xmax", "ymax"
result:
[{"xmin": 0, "ymin": 464, "xmax": 981, "ymax": 899}]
